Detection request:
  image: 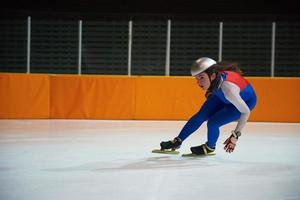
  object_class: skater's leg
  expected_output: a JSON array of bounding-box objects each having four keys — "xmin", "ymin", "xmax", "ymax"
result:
[
  {"xmin": 206, "ymin": 105, "xmax": 241, "ymax": 148},
  {"xmin": 178, "ymin": 95, "xmax": 224, "ymax": 141},
  {"xmin": 206, "ymin": 89, "xmax": 257, "ymax": 148}
]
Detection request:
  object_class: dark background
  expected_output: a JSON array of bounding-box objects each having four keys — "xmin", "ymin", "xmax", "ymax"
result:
[
  {"xmin": 2, "ymin": 0, "xmax": 300, "ymax": 18},
  {"xmin": 1, "ymin": 0, "xmax": 299, "ymax": 76}
]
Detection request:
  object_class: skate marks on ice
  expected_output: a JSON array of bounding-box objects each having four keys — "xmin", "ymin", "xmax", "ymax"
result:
[
  {"xmin": 94, "ymin": 157, "xmax": 300, "ymax": 179},
  {"xmin": 42, "ymin": 156, "xmax": 219, "ymax": 173},
  {"xmin": 95, "ymin": 156, "xmax": 217, "ymax": 172},
  {"xmin": 41, "ymin": 155, "xmax": 300, "ymax": 177}
]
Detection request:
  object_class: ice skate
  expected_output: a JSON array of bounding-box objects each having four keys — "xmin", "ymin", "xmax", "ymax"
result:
[
  {"xmin": 182, "ymin": 143, "xmax": 216, "ymax": 157},
  {"xmin": 152, "ymin": 137, "xmax": 182, "ymax": 154}
]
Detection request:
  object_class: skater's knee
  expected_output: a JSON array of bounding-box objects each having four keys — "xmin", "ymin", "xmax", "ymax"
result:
[{"xmin": 207, "ymin": 119, "xmax": 220, "ymax": 129}]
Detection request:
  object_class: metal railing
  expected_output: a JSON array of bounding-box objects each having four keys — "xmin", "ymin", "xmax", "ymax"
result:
[{"xmin": 1, "ymin": 16, "xmax": 299, "ymax": 77}]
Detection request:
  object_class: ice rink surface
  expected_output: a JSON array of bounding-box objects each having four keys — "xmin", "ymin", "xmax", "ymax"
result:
[{"xmin": 0, "ymin": 120, "xmax": 300, "ymax": 200}]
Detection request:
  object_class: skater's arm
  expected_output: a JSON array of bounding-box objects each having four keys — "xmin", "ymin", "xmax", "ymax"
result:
[{"xmin": 221, "ymin": 81, "xmax": 250, "ymax": 132}]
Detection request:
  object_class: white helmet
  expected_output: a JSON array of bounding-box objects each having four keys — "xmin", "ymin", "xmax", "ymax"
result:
[{"xmin": 191, "ymin": 57, "xmax": 217, "ymax": 76}]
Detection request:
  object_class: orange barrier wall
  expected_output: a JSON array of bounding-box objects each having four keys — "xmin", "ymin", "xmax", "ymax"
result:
[
  {"xmin": 0, "ymin": 73, "xmax": 299, "ymax": 122},
  {"xmin": 0, "ymin": 73, "xmax": 50, "ymax": 118},
  {"xmin": 135, "ymin": 76, "xmax": 300, "ymax": 122},
  {"xmin": 247, "ymin": 77, "xmax": 300, "ymax": 122},
  {"xmin": 50, "ymin": 75, "xmax": 136, "ymax": 119},
  {"xmin": 135, "ymin": 76, "xmax": 205, "ymax": 120}
]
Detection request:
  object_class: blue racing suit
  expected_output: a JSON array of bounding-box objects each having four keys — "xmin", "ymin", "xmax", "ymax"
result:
[{"xmin": 178, "ymin": 71, "xmax": 257, "ymax": 149}]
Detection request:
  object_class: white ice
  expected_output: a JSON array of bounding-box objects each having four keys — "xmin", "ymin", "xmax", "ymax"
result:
[{"xmin": 0, "ymin": 120, "xmax": 300, "ymax": 200}]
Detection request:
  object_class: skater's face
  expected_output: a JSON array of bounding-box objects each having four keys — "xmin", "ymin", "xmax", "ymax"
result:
[{"xmin": 195, "ymin": 72, "xmax": 216, "ymax": 90}]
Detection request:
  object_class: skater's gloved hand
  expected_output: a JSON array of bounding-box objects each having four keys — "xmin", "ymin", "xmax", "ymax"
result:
[{"xmin": 223, "ymin": 133, "xmax": 238, "ymax": 153}]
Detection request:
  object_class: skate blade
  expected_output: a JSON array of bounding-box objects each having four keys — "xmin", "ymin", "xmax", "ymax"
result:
[
  {"xmin": 182, "ymin": 152, "xmax": 216, "ymax": 157},
  {"xmin": 152, "ymin": 149, "xmax": 180, "ymax": 154}
]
